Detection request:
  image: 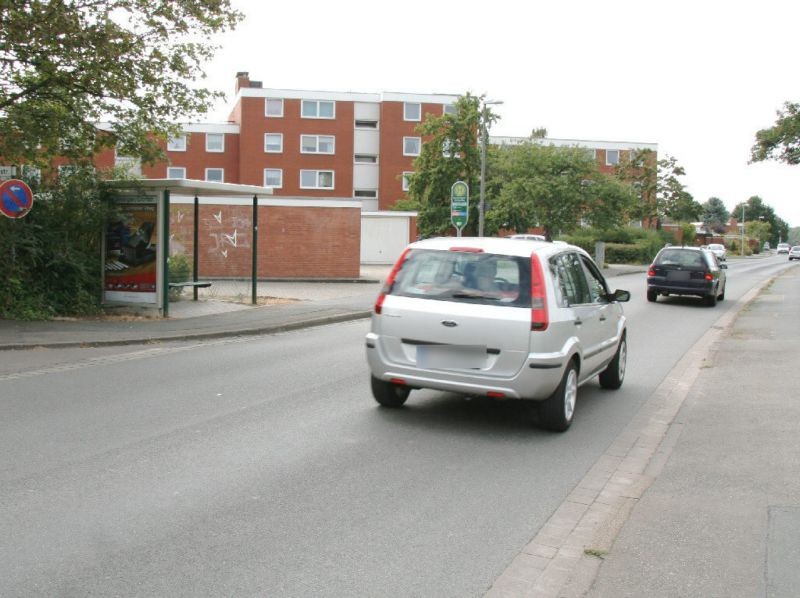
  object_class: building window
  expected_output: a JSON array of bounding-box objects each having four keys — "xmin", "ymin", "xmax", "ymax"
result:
[
  {"xmin": 167, "ymin": 135, "xmax": 187, "ymax": 151},
  {"xmin": 442, "ymin": 139, "xmax": 454, "ymax": 158},
  {"xmin": 301, "ymin": 99, "xmax": 335, "ymax": 119},
  {"xmin": 264, "ymin": 168, "xmax": 283, "ymax": 188},
  {"xmin": 443, "ymin": 103, "xmax": 457, "ymax": 116},
  {"xmin": 300, "ymin": 169, "xmax": 334, "ymax": 189},
  {"xmin": 206, "ymin": 133, "xmax": 224, "ymax": 153},
  {"xmin": 205, "ymin": 168, "xmax": 224, "ymax": 182},
  {"xmin": 355, "ymin": 119, "xmax": 378, "ymax": 129},
  {"xmin": 605, "ymin": 150, "xmax": 620, "ymax": 166},
  {"xmin": 354, "ymin": 189, "xmax": 378, "ymax": 198},
  {"xmin": 585, "ymin": 149, "xmax": 597, "ymax": 161},
  {"xmin": 167, "ymin": 167, "xmax": 186, "ymax": 179},
  {"xmin": 265, "ymin": 133, "xmax": 283, "ymax": 153},
  {"xmin": 265, "ymin": 98, "xmax": 284, "ymax": 117},
  {"xmin": 403, "ymin": 136, "xmax": 421, "ymax": 156},
  {"xmin": 404, "ymin": 102, "xmax": 421, "ymax": 121},
  {"xmin": 354, "ymin": 154, "xmax": 378, "ymax": 163},
  {"xmin": 402, "ymin": 171, "xmax": 413, "ymax": 191},
  {"xmin": 301, "ymin": 135, "xmax": 335, "ymax": 154}
]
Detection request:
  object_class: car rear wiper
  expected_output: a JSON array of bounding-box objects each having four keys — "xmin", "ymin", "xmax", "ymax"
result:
[{"xmin": 451, "ymin": 292, "xmax": 501, "ymax": 300}]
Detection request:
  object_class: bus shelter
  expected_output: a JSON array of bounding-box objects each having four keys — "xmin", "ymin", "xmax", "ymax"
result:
[{"xmin": 102, "ymin": 179, "xmax": 273, "ymax": 317}]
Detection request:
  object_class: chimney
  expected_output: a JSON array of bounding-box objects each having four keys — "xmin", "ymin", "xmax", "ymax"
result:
[{"xmin": 235, "ymin": 71, "xmax": 250, "ymax": 94}]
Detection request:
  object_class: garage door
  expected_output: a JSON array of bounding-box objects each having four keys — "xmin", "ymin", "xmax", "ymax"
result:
[{"xmin": 361, "ymin": 216, "xmax": 410, "ymax": 264}]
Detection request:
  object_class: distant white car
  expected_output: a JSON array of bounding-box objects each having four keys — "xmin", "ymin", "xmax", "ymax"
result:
[
  {"xmin": 706, "ymin": 243, "xmax": 726, "ymax": 261},
  {"xmin": 777, "ymin": 243, "xmax": 790, "ymax": 254}
]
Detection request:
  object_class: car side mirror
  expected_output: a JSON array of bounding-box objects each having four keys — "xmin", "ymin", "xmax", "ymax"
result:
[
  {"xmin": 720, "ymin": 264, "xmax": 728, "ymax": 269},
  {"xmin": 607, "ymin": 289, "xmax": 631, "ymax": 303}
]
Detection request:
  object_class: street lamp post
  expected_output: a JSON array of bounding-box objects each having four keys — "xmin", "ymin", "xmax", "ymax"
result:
[
  {"xmin": 478, "ymin": 99, "xmax": 503, "ymax": 237},
  {"xmin": 741, "ymin": 204, "xmax": 745, "ymax": 256}
]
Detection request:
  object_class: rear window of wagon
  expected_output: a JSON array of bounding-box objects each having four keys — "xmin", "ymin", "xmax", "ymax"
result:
[{"xmin": 389, "ymin": 249, "xmax": 532, "ymax": 307}]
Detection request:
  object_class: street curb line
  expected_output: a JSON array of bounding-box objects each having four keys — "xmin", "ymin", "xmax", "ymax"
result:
[
  {"xmin": 0, "ymin": 311, "xmax": 373, "ymax": 351},
  {"xmin": 484, "ymin": 275, "xmax": 777, "ymax": 598}
]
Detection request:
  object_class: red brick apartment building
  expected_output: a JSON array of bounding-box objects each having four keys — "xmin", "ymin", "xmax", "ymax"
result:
[{"xmin": 1, "ymin": 73, "xmax": 658, "ymax": 273}]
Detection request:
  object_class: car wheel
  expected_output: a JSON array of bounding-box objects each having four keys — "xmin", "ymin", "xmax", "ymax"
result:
[
  {"xmin": 371, "ymin": 376, "xmax": 410, "ymax": 408},
  {"xmin": 538, "ymin": 360, "xmax": 578, "ymax": 432},
  {"xmin": 704, "ymin": 292, "xmax": 717, "ymax": 307},
  {"xmin": 599, "ymin": 333, "xmax": 627, "ymax": 390},
  {"xmin": 647, "ymin": 289, "xmax": 658, "ymax": 302}
]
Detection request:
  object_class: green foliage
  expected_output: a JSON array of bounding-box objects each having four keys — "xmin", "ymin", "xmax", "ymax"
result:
[
  {"xmin": 702, "ymin": 197, "xmax": 730, "ymax": 233},
  {"xmin": 751, "ymin": 101, "xmax": 800, "ymax": 165},
  {"xmin": 0, "ymin": 0, "xmax": 243, "ymax": 167},
  {"xmin": 167, "ymin": 253, "xmax": 193, "ymax": 300},
  {"xmin": 679, "ymin": 222, "xmax": 697, "ymax": 245},
  {"xmin": 0, "ymin": 171, "xmax": 115, "ymax": 319},
  {"xmin": 486, "ymin": 142, "xmax": 631, "ymax": 239},
  {"xmin": 561, "ymin": 226, "xmax": 671, "ymax": 264},
  {"xmin": 731, "ymin": 196, "xmax": 789, "ymax": 246},
  {"xmin": 405, "ymin": 93, "xmax": 485, "ymax": 237}
]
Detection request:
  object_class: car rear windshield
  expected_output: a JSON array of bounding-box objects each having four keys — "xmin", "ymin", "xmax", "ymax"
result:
[
  {"xmin": 389, "ymin": 249, "xmax": 532, "ymax": 307},
  {"xmin": 656, "ymin": 249, "xmax": 708, "ymax": 268}
]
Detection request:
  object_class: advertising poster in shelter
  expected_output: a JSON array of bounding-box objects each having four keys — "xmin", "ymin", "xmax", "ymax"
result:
[{"xmin": 104, "ymin": 201, "xmax": 158, "ymax": 304}]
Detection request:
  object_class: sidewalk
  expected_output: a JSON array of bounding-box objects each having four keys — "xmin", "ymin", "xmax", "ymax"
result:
[
  {"xmin": 576, "ymin": 265, "xmax": 800, "ymax": 597},
  {"xmin": 0, "ymin": 264, "xmax": 645, "ymax": 350}
]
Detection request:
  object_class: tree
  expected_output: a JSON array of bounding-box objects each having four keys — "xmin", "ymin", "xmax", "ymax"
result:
[
  {"xmin": 731, "ymin": 196, "xmax": 789, "ymax": 246},
  {"xmin": 746, "ymin": 220, "xmax": 771, "ymax": 248},
  {"xmin": 750, "ymin": 102, "xmax": 800, "ymax": 165},
  {"xmin": 615, "ymin": 148, "xmax": 658, "ymax": 226},
  {"xmin": 0, "ymin": 0, "xmax": 243, "ymax": 167},
  {"xmin": 400, "ymin": 93, "xmax": 489, "ymax": 237},
  {"xmin": 656, "ymin": 155, "xmax": 701, "ymax": 224},
  {"xmin": 701, "ymin": 197, "xmax": 730, "ymax": 233},
  {"xmin": 485, "ymin": 142, "xmax": 600, "ymax": 240}
]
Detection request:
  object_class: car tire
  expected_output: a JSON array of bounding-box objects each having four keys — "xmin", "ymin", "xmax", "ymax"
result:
[
  {"xmin": 647, "ymin": 289, "xmax": 658, "ymax": 302},
  {"xmin": 371, "ymin": 376, "xmax": 410, "ymax": 408},
  {"xmin": 704, "ymin": 292, "xmax": 717, "ymax": 307},
  {"xmin": 538, "ymin": 360, "xmax": 578, "ymax": 432},
  {"xmin": 599, "ymin": 333, "xmax": 627, "ymax": 390}
]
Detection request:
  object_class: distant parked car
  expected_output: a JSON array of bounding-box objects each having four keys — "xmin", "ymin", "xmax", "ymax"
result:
[
  {"xmin": 706, "ymin": 243, "xmax": 726, "ymax": 261},
  {"xmin": 366, "ymin": 237, "xmax": 631, "ymax": 432},
  {"xmin": 788, "ymin": 246, "xmax": 800, "ymax": 260},
  {"xmin": 647, "ymin": 246, "xmax": 727, "ymax": 306},
  {"xmin": 777, "ymin": 243, "xmax": 790, "ymax": 254},
  {"xmin": 763, "ymin": 242, "xmax": 771, "ymax": 251}
]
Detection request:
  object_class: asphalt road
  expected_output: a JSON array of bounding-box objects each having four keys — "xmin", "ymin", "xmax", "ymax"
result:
[{"xmin": 0, "ymin": 255, "xmax": 794, "ymax": 597}]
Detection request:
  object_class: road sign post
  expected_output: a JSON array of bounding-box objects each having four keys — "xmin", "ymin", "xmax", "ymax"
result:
[
  {"xmin": 0, "ymin": 179, "xmax": 34, "ymax": 219},
  {"xmin": 450, "ymin": 181, "xmax": 469, "ymax": 237}
]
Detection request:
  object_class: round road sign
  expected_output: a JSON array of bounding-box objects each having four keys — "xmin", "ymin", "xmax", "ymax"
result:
[{"xmin": 0, "ymin": 179, "xmax": 34, "ymax": 219}]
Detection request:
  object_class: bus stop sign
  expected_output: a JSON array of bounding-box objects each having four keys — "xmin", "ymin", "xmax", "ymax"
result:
[
  {"xmin": 0, "ymin": 179, "xmax": 34, "ymax": 219},
  {"xmin": 450, "ymin": 181, "xmax": 469, "ymax": 232}
]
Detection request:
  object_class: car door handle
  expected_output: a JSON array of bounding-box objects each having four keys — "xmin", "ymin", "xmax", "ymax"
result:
[
  {"xmin": 599, "ymin": 314, "xmax": 607, "ymax": 322},
  {"xmin": 574, "ymin": 318, "xmax": 582, "ymax": 326}
]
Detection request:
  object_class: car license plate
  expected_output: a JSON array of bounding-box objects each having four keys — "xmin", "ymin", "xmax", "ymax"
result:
[
  {"xmin": 667, "ymin": 270, "xmax": 690, "ymax": 281},
  {"xmin": 416, "ymin": 344, "xmax": 487, "ymax": 369}
]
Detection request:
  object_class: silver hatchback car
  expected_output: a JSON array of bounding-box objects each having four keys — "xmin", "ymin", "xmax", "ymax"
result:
[{"xmin": 365, "ymin": 237, "xmax": 630, "ymax": 431}]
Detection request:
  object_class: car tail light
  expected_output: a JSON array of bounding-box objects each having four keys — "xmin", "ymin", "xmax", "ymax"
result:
[
  {"xmin": 648, "ymin": 266, "xmax": 656, "ymax": 277},
  {"xmin": 704, "ymin": 272, "xmax": 713, "ymax": 281},
  {"xmin": 390, "ymin": 378, "xmax": 406, "ymax": 385},
  {"xmin": 487, "ymin": 391, "xmax": 506, "ymax": 398},
  {"xmin": 374, "ymin": 248, "xmax": 410, "ymax": 314},
  {"xmin": 530, "ymin": 253, "xmax": 549, "ymax": 331}
]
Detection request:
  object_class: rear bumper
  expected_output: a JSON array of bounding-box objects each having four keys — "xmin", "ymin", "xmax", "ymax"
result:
[
  {"xmin": 648, "ymin": 278, "xmax": 714, "ymax": 297},
  {"xmin": 365, "ymin": 333, "xmax": 566, "ymax": 401}
]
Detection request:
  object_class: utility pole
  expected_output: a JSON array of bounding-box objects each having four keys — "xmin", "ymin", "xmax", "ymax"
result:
[{"xmin": 478, "ymin": 99, "xmax": 503, "ymax": 237}]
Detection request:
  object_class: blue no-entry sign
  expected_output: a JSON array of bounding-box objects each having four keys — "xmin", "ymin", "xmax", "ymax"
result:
[{"xmin": 0, "ymin": 179, "xmax": 34, "ymax": 219}]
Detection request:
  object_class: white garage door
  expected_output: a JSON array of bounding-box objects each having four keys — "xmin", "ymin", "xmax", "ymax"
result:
[{"xmin": 361, "ymin": 216, "xmax": 410, "ymax": 264}]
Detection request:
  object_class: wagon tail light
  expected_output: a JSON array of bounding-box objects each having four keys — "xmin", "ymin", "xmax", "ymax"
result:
[
  {"xmin": 648, "ymin": 266, "xmax": 656, "ymax": 277},
  {"xmin": 704, "ymin": 272, "xmax": 713, "ymax": 281},
  {"xmin": 374, "ymin": 248, "xmax": 410, "ymax": 314},
  {"xmin": 530, "ymin": 253, "xmax": 549, "ymax": 331}
]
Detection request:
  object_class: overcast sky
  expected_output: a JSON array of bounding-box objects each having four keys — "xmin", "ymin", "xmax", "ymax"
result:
[{"xmin": 201, "ymin": 0, "xmax": 800, "ymax": 227}]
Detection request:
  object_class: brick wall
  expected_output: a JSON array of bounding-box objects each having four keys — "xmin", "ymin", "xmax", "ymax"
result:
[{"xmin": 170, "ymin": 203, "xmax": 360, "ymax": 279}]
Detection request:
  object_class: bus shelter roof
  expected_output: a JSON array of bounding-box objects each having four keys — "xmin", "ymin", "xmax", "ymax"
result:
[{"xmin": 104, "ymin": 179, "xmax": 274, "ymax": 197}]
